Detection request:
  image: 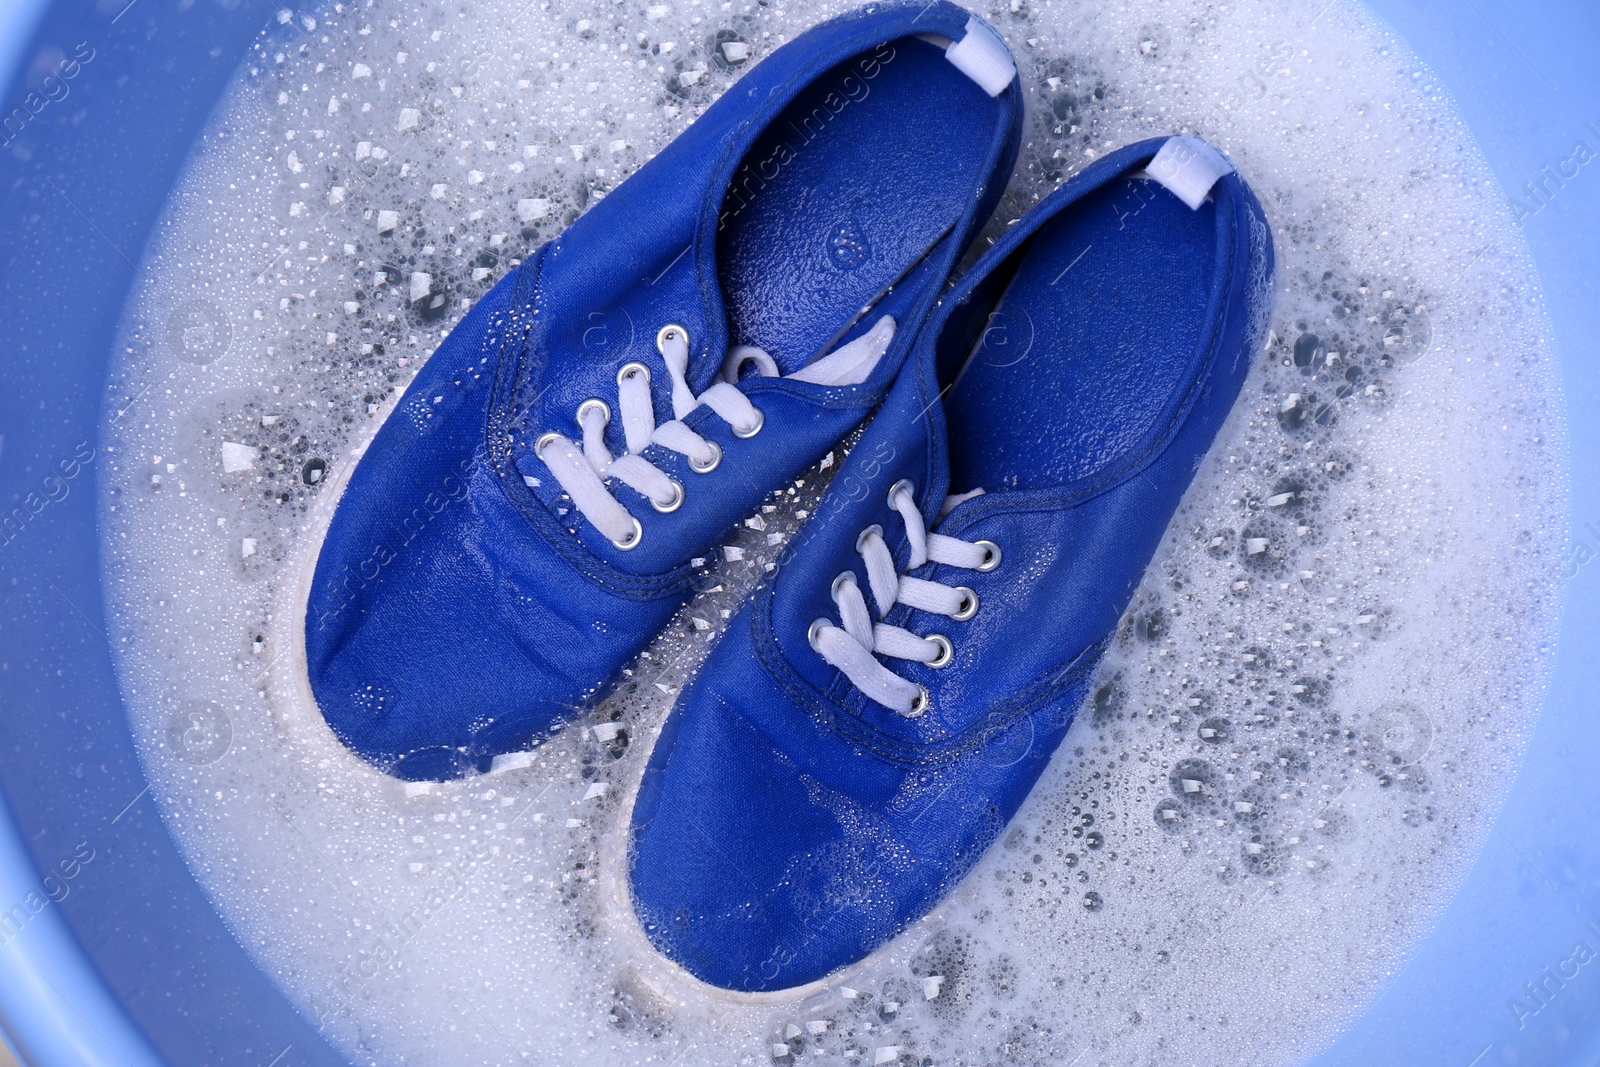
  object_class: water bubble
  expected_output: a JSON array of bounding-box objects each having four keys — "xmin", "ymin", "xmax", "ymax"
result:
[
  {"xmin": 1353, "ymin": 604, "xmax": 1393, "ymax": 638},
  {"xmin": 599, "ymin": 725, "xmax": 629, "ymax": 760},
  {"xmin": 825, "ymin": 216, "xmax": 870, "ymax": 270},
  {"xmin": 1169, "ymin": 758, "xmax": 1225, "ymax": 807},
  {"xmin": 1241, "ymin": 834, "xmax": 1280, "ymax": 874},
  {"xmin": 167, "ymin": 299, "xmax": 232, "ymax": 365},
  {"xmin": 1134, "ymin": 606, "xmax": 1165, "ymax": 642},
  {"xmin": 410, "ymin": 284, "xmax": 453, "ymax": 323},
  {"xmin": 1368, "ymin": 700, "xmax": 1432, "ymax": 766},
  {"xmin": 1082, "ymin": 891, "xmax": 1103, "ymax": 911},
  {"xmin": 1304, "ymin": 855, "xmax": 1337, "ymax": 884},
  {"xmin": 1311, "ymin": 808, "xmax": 1351, "ymax": 840},
  {"xmin": 1291, "ymin": 676, "xmax": 1330, "ymax": 707},
  {"xmin": 1240, "ymin": 645, "xmax": 1274, "ymax": 671},
  {"xmin": 988, "ymin": 955, "xmax": 1020, "ymax": 999},
  {"xmin": 1320, "ymin": 448, "xmax": 1354, "ymax": 480},
  {"xmin": 1091, "ymin": 674, "xmax": 1124, "ymax": 725},
  {"xmin": 1376, "ymin": 757, "xmax": 1430, "ymax": 792},
  {"xmin": 1274, "ymin": 746, "xmax": 1310, "ymax": 775},
  {"xmin": 1293, "ymin": 332, "xmax": 1326, "ymax": 374},
  {"xmin": 1153, "ymin": 799, "xmax": 1188, "ymax": 833},
  {"xmin": 1380, "ymin": 302, "xmax": 1432, "ymax": 366},
  {"xmin": 977, "ymin": 713, "xmax": 1034, "ymax": 768},
  {"xmin": 1265, "ymin": 475, "xmax": 1312, "ymax": 513},
  {"xmin": 164, "ymin": 701, "xmax": 233, "ymax": 765},
  {"xmin": 1240, "ymin": 708, "xmax": 1277, "ymax": 732},
  {"xmin": 1232, "ymin": 785, "xmax": 1272, "ymax": 828},
  {"xmin": 710, "ymin": 29, "xmax": 753, "ymax": 70},
  {"xmin": 909, "ymin": 930, "xmax": 969, "ymax": 1021},
  {"xmin": 1239, "ymin": 521, "xmax": 1289, "ymax": 573},
  {"xmin": 877, "ymin": 977, "xmax": 914, "ymax": 1022}
]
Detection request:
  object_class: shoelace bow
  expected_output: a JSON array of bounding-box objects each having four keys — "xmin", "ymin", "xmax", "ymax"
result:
[
  {"xmin": 810, "ymin": 481, "xmax": 1000, "ymax": 717},
  {"xmin": 535, "ymin": 317, "xmax": 897, "ymax": 550}
]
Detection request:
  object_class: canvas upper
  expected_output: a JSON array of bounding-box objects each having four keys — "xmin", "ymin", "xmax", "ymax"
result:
[
  {"xmin": 628, "ymin": 136, "xmax": 1276, "ymax": 991},
  {"xmin": 304, "ymin": 1, "xmax": 1024, "ymax": 780}
]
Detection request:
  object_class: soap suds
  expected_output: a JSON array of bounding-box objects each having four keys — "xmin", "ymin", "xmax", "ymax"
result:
[{"xmin": 99, "ymin": 0, "xmax": 1564, "ymax": 1063}]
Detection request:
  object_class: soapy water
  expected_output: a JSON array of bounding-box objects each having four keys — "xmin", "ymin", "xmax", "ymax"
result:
[{"xmin": 98, "ymin": 0, "xmax": 1565, "ymax": 1062}]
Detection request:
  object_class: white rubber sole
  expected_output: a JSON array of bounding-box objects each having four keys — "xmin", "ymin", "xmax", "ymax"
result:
[{"xmin": 264, "ymin": 390, "xmax": 409, "ymax": 783}]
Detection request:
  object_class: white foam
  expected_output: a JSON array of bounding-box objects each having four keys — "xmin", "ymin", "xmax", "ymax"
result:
[{"xmin": 98, "ymin": 0, "xmax": 1565, "ymax": 1064}]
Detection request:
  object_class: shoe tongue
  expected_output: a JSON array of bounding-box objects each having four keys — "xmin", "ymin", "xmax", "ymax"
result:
[
  {"xmin": 874, "ymin": 370, "xmax": 955, "ymax": 532},
  {"xmin": 938, "ymin": 487, "xmax": 985, "ymax": 521},
  {"xmin": 679, "ymin": 331, "xmax": 729, "ymax": 399},
  {"xmin": 715, "ymin": 315, "xmax": 898, "ymax": 392}
]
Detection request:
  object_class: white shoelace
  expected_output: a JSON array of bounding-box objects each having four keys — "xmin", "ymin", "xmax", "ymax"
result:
[
  {"xmin": 536, "ymin": 317, "xmax": 897, "ymax": 550},
  {"xmin": 809, "ymin": 481, "xmax": 1000, "ymax": 717}
]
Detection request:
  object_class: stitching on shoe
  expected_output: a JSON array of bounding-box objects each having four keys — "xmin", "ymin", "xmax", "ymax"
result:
[
  {"xmin": 751, "ymin": 582, "xmax": 1105, "ymax": 767},
  {"xmin": 487, "ymin": 249, "xmax": 700, "ymax": 599},
  {"xmin": 480, "ymin": 4, "xmax": 1018, "ymax": 595},
  {"xmin": 746, "ymin": 164, "xmax": 1253, "ymax": 761},
  {"xmin": 496, "ymin": 334, "xmax": 888, "ymax": 596}
]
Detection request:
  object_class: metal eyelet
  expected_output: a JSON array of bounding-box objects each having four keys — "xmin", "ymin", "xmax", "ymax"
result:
[
  {"xmin": 975, "ymin": 540, "xmax": 1002, "ymax": 572},
  {"xmin": 611, "ymin": 516, "xmax": 644, "ymax": 551},
  {"xmin": 655, "ymin": 323, "xmax": 689, "ymax": 355},
  {"xmin": 906, "ymin": 685, "xmax": 930, "ymax": 718},
  {"xmin": 886, "ymin": 478, "xmax": 915, "ymax": 509},
  {"xmin": 952, "ymin": 587, "xmax": 979, "ymax": 621},
  {"xmin": 926, "ymin": 634, "xmax": 953, "ymax": 669},
  {"xmin": 830, "ymin": 571, "xmax": 856, "ymax": 602},
  {"xmin": 689, "ymin": 441, "xmax": 722, "ymax": 474},
  {"xmin": 534, "ymin": 431, "xmax": 563, "ymax": 454},
  {"xmin": 576, "ymin": 398, "xmax": 611, "ymax": 427},
  {"xmin": 807, "ymin": 618, "xmax": 830, "ymax": 652},
  {"xmin": 651, "ymin": 479, "xmax": 684, "ymax": 514},
  {"xmin": 733, "ymin": 407, "xmax": 764, "ymax": 439},
  {"xmin": 617, "ymin": 361, "xmax": 651, "ymax": 388},
  {"xmin": 855, "ymin": 524, "xmax": 883, "ymax": 554}
]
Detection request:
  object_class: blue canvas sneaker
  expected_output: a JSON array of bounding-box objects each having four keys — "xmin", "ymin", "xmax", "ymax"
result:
[
  {"xmin": 627, "ymin": 135, "xmax": 1275, "ymax": 992},
  {"xmin": 303, "ymin": 2, "xmax": 1023, "ymax": 780}
]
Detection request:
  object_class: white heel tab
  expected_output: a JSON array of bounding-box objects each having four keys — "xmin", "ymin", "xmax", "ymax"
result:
[
  {"xmin": 939, "ymin": 17, "xmax": 1016, "ymax": 98},
  {"xmin": 1143, "ymin": 135, "xmax": 1235, "ymax": 210}
]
